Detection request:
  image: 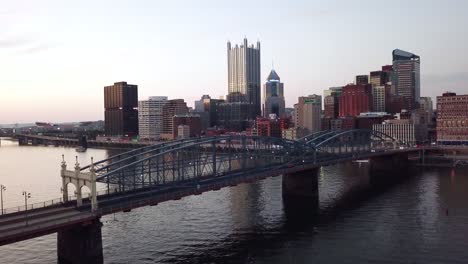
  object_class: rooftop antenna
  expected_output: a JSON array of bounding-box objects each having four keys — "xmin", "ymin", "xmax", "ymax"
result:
[{"xmin": 272, "ymin": 60, "xmax": 274, "ymax": 70}]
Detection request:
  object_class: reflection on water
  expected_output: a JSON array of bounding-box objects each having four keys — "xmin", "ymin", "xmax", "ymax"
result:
[{"xmin": 1, "ymin": 138, "xmax": 468, "ymax": 263}]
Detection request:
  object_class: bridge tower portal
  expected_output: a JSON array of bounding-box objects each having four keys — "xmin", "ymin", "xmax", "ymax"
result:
[{"xmin": 60, "ymin": 155, "xmax": 98, "ymax": 212}]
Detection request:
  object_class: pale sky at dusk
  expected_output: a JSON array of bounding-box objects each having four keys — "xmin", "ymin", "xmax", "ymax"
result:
[{"xmin": 1, "ymin": 0, "xmax": 468, "ymax": 123}]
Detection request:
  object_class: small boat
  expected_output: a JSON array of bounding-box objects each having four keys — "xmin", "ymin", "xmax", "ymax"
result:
[
  {"xmin": 353, "ymin": 159, "xmax": 369, "ymax": 163},
  {"xmin": 75, "ymin": 146, "xmax": 87, "ymax": 152}
]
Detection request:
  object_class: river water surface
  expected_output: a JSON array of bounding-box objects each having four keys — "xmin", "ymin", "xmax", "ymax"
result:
[{"xmin": 0, "ymin": 138, "xmax": 467, "ymax": 264}]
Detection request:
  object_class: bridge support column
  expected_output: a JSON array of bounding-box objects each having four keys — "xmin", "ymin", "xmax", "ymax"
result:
[
  {"xmin": 369, "ymin": 153, "xmax": 410, "ymax": 187},
  {"xmin": 282, "ymin": 168, "xmax": 320, "ymax": 221},
  {"xmin": 57, "ymin": 218, "xmax": 103, "ymax": 264}
]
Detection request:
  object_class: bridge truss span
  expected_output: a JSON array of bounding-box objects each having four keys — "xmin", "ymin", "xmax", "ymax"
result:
[
  {"xmin": 72, "ymin": 129, "xmax": 404, "ymax": 211},
  {"xmin": 92, "ymin": 136, "xmax": 309, "ymax": 193}
]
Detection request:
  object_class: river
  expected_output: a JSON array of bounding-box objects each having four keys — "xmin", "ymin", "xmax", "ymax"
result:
[{"xmin": 0, "ymin": 137, "xmax": 467, "ymax": 264}]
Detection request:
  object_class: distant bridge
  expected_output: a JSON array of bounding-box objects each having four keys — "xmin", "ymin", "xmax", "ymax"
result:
[
  {"xmin": 15, "ymin": 134, "xmax": 149, "ymax": 148},
  {"xmin": 0, "ymin": 129, "xmax": 426, "ymax": 263}
]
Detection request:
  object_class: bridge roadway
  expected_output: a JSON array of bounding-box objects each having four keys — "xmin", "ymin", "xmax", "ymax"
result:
[
  {"xmin": 0, "ymin": 146, "xmax": 418, "ymax": 246},
  {"xmin": 14, "ymin": 134, "xmax": 149, "ymax": 148}
]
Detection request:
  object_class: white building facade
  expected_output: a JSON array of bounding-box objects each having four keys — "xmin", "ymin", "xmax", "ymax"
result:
[{"xmin": 138, "ymin": 96, "xmax": 168, "ymax": 140}]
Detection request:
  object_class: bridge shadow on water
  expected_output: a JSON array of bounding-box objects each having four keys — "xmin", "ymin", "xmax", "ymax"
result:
[{"xmin": 149, "ymin": 163, "xmax": 420, "ymax": 264}]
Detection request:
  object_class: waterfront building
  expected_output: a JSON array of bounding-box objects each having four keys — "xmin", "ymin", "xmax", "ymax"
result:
[
  {"xmin": 263, "ymin": 69, "xmax": 285, "ymax": 117},
  {"xmin": 282, "ymin": 127, "xmax": 309, "ymax": 140},
  {"xmin": 436, "ymin": 92, "xmax": 468, "ymax": 145},
  {"xmin": 373, "ymin": 119, "xmax": 427, "ymax": 144},
  {"xmin": 356, "ymin": 112, "xmax": 393, "ymax": 130},
  {"xmin": 104, "ymin": 81, "xmax": 138, "ymax": 137},
  {"xmin": 338, "ymin": 84, "xmax": 373, "ymax": 117},
  {"xmin": 161, "ymin": 99, "xmax": 189, "ymax": 140},
  {"xmin": 138, "ymin": 96, "xmax": 168, "ymax": 140},
  {"xmin": 392, "ymin": 49, "xmax": 420, "ymax": 110},
  {"xmin": 227, "ymin": 38, "xmax": 261, "ymax": 118}
]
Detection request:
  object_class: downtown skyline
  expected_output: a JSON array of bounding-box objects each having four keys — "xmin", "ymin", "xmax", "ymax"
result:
[{"xmin": 1, "ymin": 0, "xmax": 468, "ymax": 124}]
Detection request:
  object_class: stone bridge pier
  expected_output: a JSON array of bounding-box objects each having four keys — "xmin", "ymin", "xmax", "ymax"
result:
[
  {"xmin": 369, "ymin": 153, "xmax": 409, "ymax": 174},
  {"xmin": 282, "ymin": 168, "xmax": 320, "ymax": 217},
  {"xmin": 57, "ymin": 218, "xmax": 103, "ymax": 264}
]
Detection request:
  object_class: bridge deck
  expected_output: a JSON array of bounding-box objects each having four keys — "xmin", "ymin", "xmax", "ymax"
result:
[{"xmin": 0, "ymin": 206, "xmax": 94, "ymax": 246}]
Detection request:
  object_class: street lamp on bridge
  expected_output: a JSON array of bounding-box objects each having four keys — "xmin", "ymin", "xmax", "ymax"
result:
[
  {"xmin": 22, "ymin": 191, "xmax": 31, "ymax": 225},
  {"xmin": 22, "ymin": 191, "xmax": 31, "ymax": 210},
  {"xmin": 1, "ymin": 185, "xmax": 6, "ymax": 215}
]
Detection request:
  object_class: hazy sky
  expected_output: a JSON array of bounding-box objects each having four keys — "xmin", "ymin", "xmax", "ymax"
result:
[{"xmin": 1, "ymin": 0, "xmax": 468, "ymax": 123}]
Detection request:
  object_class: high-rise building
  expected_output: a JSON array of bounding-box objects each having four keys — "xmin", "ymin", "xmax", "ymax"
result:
[
  {"xmin": 372, "ymin": 86, "xmax": 386, "ymax": 112},
  {"xmin": 295, "ymin": 95, "xmax": 322, "ymax": 134},
  {"xmin": 436, "ymin": 92, "xmax": 468, "ymax": 145},
  {"xmin": 339, "ymin": 84, "xmax": 373, "ymax": 117},
  {"xmin": 263, "ymin": 69, "xmax": 285, "ymax": 117},
  {"xmin": 161, "ymin": 99, "xmax": 189, "ymax": 140},
  {"xmin": 194, "ymin": 95, "xmax": 211, "ymax": 112},
  {"xmin": 138, "ymin": 96, "xmax": 168, "ymax": 140},
  {"xmin": 381, "ymin": 65, "xmax": 393, "ymax": 84},
  {"xmin": 356, "ymin": 75, "xmax": 369, "ymax": 85},
  {"xmin": 418, "ymin": 97, "xmax": 434, "ymax": 125},
  {"xmin": 392, "ymin": 49, "xmax": 420, "ymax": 110},
  {"xmin": 193, "ymin": 95, "xmax": 224, "ymax": 127},
  {"xmin": 218, "ymin": 102, "xmax": 254, "ymax": 131},
  {"xmin": 104, "ymin": 82, "xmax": 138, "ymax": 137},
  {"xmin": 227, "ymin": 38, "xmax": 261, "ymax": 118},
  {"xmin": 370, "ymin": 71, "xmax": 386, "ymax": 87},
  {"xmin": 323, "ymin": 87, "xmax": 342, "ymax": 119}
]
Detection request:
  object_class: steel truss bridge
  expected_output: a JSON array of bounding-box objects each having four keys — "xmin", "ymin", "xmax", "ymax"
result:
[
  {"xmin": 88, "ymin": 129, "xmax": 400, "ymax": 193},
  {"xmin": 0, "ymin": 129, "xmax": 414, "ymax": 248}
]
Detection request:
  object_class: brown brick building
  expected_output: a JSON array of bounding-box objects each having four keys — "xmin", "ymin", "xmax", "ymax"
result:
[{"xmin": 436, "ymin": 92, "xmax": 468, "ymax": 145}]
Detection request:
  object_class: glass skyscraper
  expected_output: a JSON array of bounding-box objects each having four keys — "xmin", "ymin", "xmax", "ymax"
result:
[
  {"xmin": 392, "ymin": 49, "xmax": 420, "ymax": 110},
  {"xmin": 227, "ymin": 38, "xmax": 261, "ymax": 118},
  {"xmin": 263, "ymin": 69, "xmax": 285, "ymax": 117}
]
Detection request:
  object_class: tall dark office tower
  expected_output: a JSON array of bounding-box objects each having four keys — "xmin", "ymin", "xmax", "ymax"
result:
[
  {"xmin": 104, "ymin": 82, "xmax": 138, "ymax": 136},
  {"xmin": 369, "ymin": 71, "xmax": 386, "ymax": 87},
  {"xmin": 356, "ymin": 75, "xmax": 369, "ymax": 85},
  {"xmin": 263, "ymin": 69, "xmax": 285, "ymax": 117},
  {"xmin": 392, "ymin": 49, "xmax": 420, "ymax": 110},
  {"xmin": 227, "ymin": 38, "xmax": 261, "ymax": 118}
]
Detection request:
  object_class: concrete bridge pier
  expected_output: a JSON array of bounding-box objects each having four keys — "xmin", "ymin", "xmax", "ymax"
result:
[
  {"xmin": 369, "ymin": 153, "xmax": 410, "ymax": 186},
  {"xmin": 369, "ymin": 153, "xmax": 409, "ymax": 174},
  {"xmin": 57, "ymin": 218, "xmax": 103, "ymax": 264},
  {"xmin": 18, "ymin": 137, "xmax": 28, "ymax": 145},
  {"xmin": 282, "ymin": 168, "xmax": 319, "ymax": 217}
]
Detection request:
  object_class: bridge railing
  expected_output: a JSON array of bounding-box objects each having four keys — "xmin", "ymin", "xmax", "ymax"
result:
[{"xmin": 0, "ymin": 195, "xmax": 79, "ymax": 215}]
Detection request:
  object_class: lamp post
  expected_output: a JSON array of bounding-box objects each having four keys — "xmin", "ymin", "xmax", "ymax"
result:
[
  {"xmin": 22, "ymin": 191, "xmax": 31, "ymax": 225},
  {"xmin": 22, "ymin": 191, "xmax": 31, "ymax": 209},
  {"xmin": 0, "ymin": 185, "xmax": 5, "ymax": 215}
]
